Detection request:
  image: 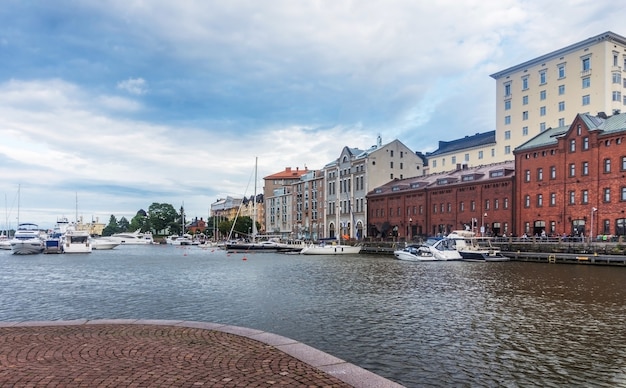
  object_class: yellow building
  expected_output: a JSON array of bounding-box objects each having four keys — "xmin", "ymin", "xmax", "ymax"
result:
[{"xmin": 428, "ymin": 31, "xmax": 626, "ymax": 173}]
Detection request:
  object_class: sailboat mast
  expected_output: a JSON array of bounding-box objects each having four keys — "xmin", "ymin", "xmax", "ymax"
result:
[{"xmin": 252, "ymin": 156, "xmax": 257, "ymax": 242}]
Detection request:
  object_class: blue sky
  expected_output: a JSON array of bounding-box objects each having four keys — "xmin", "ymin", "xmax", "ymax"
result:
[{"xmin": 0, "ymin": 0, "xmax": 624, "ymax": 230}]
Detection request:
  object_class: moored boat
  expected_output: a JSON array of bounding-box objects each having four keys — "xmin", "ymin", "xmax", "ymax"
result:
[
  {"xmin": 108, "ymin": 230, "xmax": 154, "ymax": 245},
  {"xmin": 446, "ymin": 230, "xmax": 510, "ymax": 262},
  {"xmin": 393, "ymin": 244, "xmax": 437, "ymax": 261},
  {"xmin": 10, "ymin": 223, "xmax": 45, "ymax": 255},
  {"xmin": 90, "ymin": 237, "xmax": 120, "ymax": 250},
  {"xmin": 300, "ymin": 240, "xmax": 361, "ymax": 255},
  {"xmin": 63, "ymin": 227, "xmax": 92, "ymax": 253}
]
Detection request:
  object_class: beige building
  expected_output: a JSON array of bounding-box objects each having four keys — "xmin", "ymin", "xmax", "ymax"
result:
[
  {"xmin": 427, "ymin": 31, "xmax": 626, "ymax": 174},
  {"xmin": 491, "ymin": 31, "xmax": 626, "ymax": 159},
  {"xmin": 263, "ymin": 167, "xmax": 309, "ymax": 238},
  {"xmin": 324, "ymin": 136, "xmax": 425, "ymax": 240}
]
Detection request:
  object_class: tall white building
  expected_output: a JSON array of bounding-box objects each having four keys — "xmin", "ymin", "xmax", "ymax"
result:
[
  {"xmin": 491, "ymin": 31, "xmax": 626, "ymax": 159},
  {"xmin": 427, "ymin": 31, "xmax": 626, "ymax": 174}
]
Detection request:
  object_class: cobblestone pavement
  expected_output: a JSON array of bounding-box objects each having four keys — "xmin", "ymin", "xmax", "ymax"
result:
[{"xmin": 0, "ymin": 324, "xmax": 355, "ymax": 387}]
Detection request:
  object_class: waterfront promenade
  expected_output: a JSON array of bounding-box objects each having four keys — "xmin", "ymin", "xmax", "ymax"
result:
[{"xmin": 0, "ymin": 319, "xmax": 402, "ymax": 387}]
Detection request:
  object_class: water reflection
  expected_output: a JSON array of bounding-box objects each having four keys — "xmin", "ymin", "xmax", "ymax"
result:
[{"xmin": 0, "ymin": 247, "xmax": 625, "ymax": 387}]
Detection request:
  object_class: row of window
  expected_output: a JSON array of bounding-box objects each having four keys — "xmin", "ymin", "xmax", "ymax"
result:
[
  {"xmin": 524, "ymin": 156, "xmax": 626, "ymax": 182},
  {"xmin": 524, "ymin": 187, "xmax": 626, "ymax": 208}
]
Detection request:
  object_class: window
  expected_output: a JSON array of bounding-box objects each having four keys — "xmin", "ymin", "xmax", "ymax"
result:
[
  {"xmin": 604, "ymin": 188, "xmax": 611, "ymax": 202},
  {"xmin": 478, "ymin": 150, "xmax": 483, "ymax": 159},
  {"xmin": 559, "ymin": 118, "xmax": 565, "ymax": 127},
  {"xmin": 613, "ymin": 91, "xmax": 622, "ymax": 102},
  {"xmin": 505, "ymin": 130, "xmax": 511, "ymax": 140},
  {"xmin": 491, "ymin": 148, "xmax": 495, "ymax": 157},
  {"xmin": 582, "ymin": 95, "xmax": 590, "ymax": 105},
  {"xmin": 558, "ymin": 64, "xmax": 566, "ymax": 78},
  {"xmin": 505, "ymin": 115, "xmax": 511, "ymax": 125},
  {"xmin": 613, "ymin": 72, "xmax": 622, "ymax": 84},
  {"xmin": 522, "ymin": 77, "xmax": 529, "ymax": 90},
  {"xmin": 390, "ymin": 161, "xmax": 394, "ymax": 168},
  {"xmin": 505, "ymin": 146, "xmax": 511, "ymax": 155},
  {"xmin": 622, "ymin": 187, "xmax": 626, "ymax": 201},
  {"xmin": 471, "ymin": 201, "xmax": 476, "ymax": 211},
  {"xmin": 540, "ymin": 90, "xmax": 546, "ymax": 100},
  {"xmin": 570, "ymin": 139, "xmax": 576, "ymax": 152},
  {"xmin": 504, "ymin": 100, "xmax": 511, "ymax": 110},
  {"xmin": 540, "ymin": 122, "xmax": 546, "ymax": 131},
  {"xmin": 524, "ymin": 195, "xmax": 530, "ymax": 208},
  {"xmin": 550, "ymin": 166, "xmax": 556, "ymax": 179},
  {"xmin": 582, "ymin": 56, "xmax": 591, "ymax": 71},
  {"xmin": 582, "ymin": 161, "xmax": 589, "ymax": 175},
  {"xmin": 603, "ymin": 219, "xmax": 610, "ymax": 235},
  {"xmin": 569, "ymin": 163, "xmax": 576, "ymax": 177},
  {"xmin": 604, "ymin": 158, "xmax": 611, "ymax": 173},
  {"xmin": 622, "ymin": 156, "xmax": 626, "ymax": 170},
  {"xmin": 522, "ymin": 126, "xmax": 528, "ymax": 136},
  {"xmin": 582, "ymin": 190, "xmax": 589, "ymax": 204},
  {"xmin": 582, "ymin": 77, "xmax": 590, "ymax": 88},
  {"xmin": 569, "ymin": 191, "xmax": 576, "ymax": 204},
  {"xmin": 464, "ymin": 153, "xmax": 469, "ymax": 162},
  {"xmin": 432, "ymin": 160, "xmax": 437, "ymax": 168},
  {"xmin": 460, "ymin": 202, "xmax": 464, "ymax": 212},
  {"xmin": 550, "ymin": 192, "xmax": 556, "ymax": 206},
  {"xmin": 504, "ymin": 198, "xmax": 509, "ymax": 209},
  {"xmin": 558, "ymin": 84, "xmax": 565, "ymax": 95},
  {"xmin": 485, "ymin": 199, "xmax": 490, "ymax": 210},
  {"xmin": 504, "ymin": 82, "xmax": 511, "ymax": 97},
  {"xmin": 522, "ymin": 111, "xmax": 528, "ymax": 120},
  {"xmin": 522, "ymin": 95, "xmax": 528, "ymax": 105},
  {"xmin": 583, "ymin": 137, "xmax": 589, "ymax": 150},
  {"xmin": 451, "ymin": 156, "xmax": 456, "ymax": 164},
  {"xmin": 540, "ymin": 106, "xmax": 546, "ymax": 116},
  {"xmin": 525, "ymin": 170, "xmax": 531, "ymax": 182},
  {"xmin": 558, "ymin": 101, "xmax": 565, "ymax": 111},
  {"xmin": 494, "ymin": 199, "xmax": 499, "ymax": 209},
  {"xmin": 537, "ymin": 194, "xmax": 543, "ymax": 207},
  {"xmin": 537, "ymin": 168, "xmax": 543, "ymax": 181},
  {"xmin": 539, "ymin": 70, "xmax": 547, "ymax": 84}
]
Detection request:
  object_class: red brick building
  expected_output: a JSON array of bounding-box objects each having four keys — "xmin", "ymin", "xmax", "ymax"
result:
[
  {"xmin": 367, "ymin": 161, "xmax": 515, "ymax": 239},
  {"xmin": 514, "ymin": 112, "xmax": 626, "ymax": 239}
]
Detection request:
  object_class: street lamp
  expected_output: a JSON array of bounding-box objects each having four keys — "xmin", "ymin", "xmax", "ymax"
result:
[
  {"xmin": 590, "ymin": 207, "xmax": 597, "ymax": 243},
  {"xmin": 481, "ymin": 213, "xmax": 487, "ymax": 237},
  {"xmin": 409, "ymin": 218, "xmax": 413, "ymax": 240}
]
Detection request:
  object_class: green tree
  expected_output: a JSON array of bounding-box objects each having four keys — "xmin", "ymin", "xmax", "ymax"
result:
[
  {"xmin": 129, "ymin": 209, "xmax": 149, "ymax": 232},
  {"xmin": 102, "ymin": 215, "xmax": 119, "ymax": 236},
  {"xmin": 220, "ymin": 216, "xmax": 258, "ymax": 240},
  {"xmin": 118, "ymin": 216, "xmax": 130, "ymax": 232},
  {"xmin": 148, "ymin": 203, "xmax": 178, "ymax": 234}
]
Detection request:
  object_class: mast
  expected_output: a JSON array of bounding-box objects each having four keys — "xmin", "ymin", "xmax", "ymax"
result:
[{"xmin": 252, "ymin": 156, "xmax": 258, "ymax": 242}]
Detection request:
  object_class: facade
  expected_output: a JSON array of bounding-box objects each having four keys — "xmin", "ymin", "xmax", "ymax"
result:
[
  {"xmin": 367, "ymin": 161, "xmax": 515, "ymax": 239},
  {"xmin": 425, "ymin": 131, "xmax": 499, "ymax": 174},
  {"xmin": 324, "ymin": 137, "xmax": 426, "ymax": 240},
  {"xmin": 427, "ymin": 31, "xmax": 626, "ymax": 174},
  {"xmin": 263, "ymin": 167, "xmax": 309, "ymax": 238},
  {"xmin": 491, "ymin": 31, "xmax": 626, "ymax": 162},
  {"xmin": 514, "ymin": 111, "xmax": 626, "ymax": 239},
  {"xmin": 292, "ymin": 170, "xmax": 325, "ymax": 240}
]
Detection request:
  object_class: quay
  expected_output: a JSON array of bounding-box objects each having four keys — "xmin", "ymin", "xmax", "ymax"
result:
[{"xmin": 0, "ymin": 319, "xmax": 403, "ymax": 388}]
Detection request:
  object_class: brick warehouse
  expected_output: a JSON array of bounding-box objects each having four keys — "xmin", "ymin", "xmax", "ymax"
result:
[
  {"xmin": 367, "ymin": 161, "xmax": 515, "ymax": 240},
  {"xmin": 515, "ymin": 112, "xmax": 626, "ymax": 239},
  {"xmin": 367, "ymin": 112, "xmax": 626, "ymax": 240}
]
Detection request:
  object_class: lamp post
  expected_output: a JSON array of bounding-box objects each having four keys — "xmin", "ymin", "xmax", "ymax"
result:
[
  {"xmin": 409, "ymin": 218, "xmax": 413, "ymax": 240},
  {"xmin": 481, "ymin": 213, "xmax": 487, "ymax": 237},
  {"xmin": 590, "ymin": 207, "xmax": 597, "ymax": 243}
]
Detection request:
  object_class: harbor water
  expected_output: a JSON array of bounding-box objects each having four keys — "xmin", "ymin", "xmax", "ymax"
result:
[{"xmin": 1, "ymin": 245, "xmax": 625, "ymax": 387}]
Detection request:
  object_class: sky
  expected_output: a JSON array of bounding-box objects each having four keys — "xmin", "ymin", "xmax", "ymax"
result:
[{"xmin": 1, "ymin": 0, "xmax": 624, "ymax": 230}]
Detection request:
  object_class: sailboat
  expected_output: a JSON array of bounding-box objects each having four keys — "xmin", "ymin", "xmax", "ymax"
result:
[
  {"xmin": 225, "ymin": 158, "xmax": 301, "ymax": 253},
  {"xmin": 0, "ymin": 194, "xmax": 12, "ymax": 250},
  {"xmin": 10, "ymin": 185, "xmax": 45, "ymax": 255}
]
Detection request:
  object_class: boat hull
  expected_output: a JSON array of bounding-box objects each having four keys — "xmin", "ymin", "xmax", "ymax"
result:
[
  {"xmin": 300, "ymin": 244, "xmax": 361, "ymax": 255},
  {"xmin": 11, "ymin": 240, "xmax": 44, "ymax": 255},
  {"xmin": 393, "ymin": 249, "xmax": 437, "ymax": 262}
]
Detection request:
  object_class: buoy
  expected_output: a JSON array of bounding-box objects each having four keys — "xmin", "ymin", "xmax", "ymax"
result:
[{"xmin": 242, "ymin": 256, "xmax": 247, "ymax": 261}]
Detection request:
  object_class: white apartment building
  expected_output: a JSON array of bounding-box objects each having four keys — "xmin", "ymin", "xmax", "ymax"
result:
[
  {"xmin": 427, "ymin": 31, "xmax": 626, "ymax": 174},
  {"xmin": 324, "ymin": 136, "xmax": 425, "ymax": 240},
  {"xmin": 491, "ymin": 31, "xmax": 626, "ymax": 158}
]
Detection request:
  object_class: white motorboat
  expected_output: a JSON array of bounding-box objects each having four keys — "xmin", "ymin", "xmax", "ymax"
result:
[
  {"xmin": 10, "ymin": 223, "xmax": 45, "ymax": 255},
  {"xmin": 0, "ymin": 234, "xmax": 11, "ymax": 250},
  {"xmin": 90, "ymin": 237, "xmax": 120, "ymax": 250},
  {"xmin": 108, "ymin": 230, "xmax": 154, "ymax": 245},
  {"xmin": 394, "ymin": 244, "xmax": 437, "ymax": 261},
  {"xmin": 300, "ymin": 241, "xmax": 361, "ymax": 255},
  {"xmin": 165, "ymin": 233, "xmax": 193, "ymax": 246},
  {"xmin": 63, "ymin": 227, "xmax": 92, "ymax": 253},
  {"xmin": 446, "ymin": 230, "xmax": 510, "ymax": 262}
]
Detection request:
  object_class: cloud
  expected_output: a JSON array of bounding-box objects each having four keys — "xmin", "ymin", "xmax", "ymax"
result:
[{"xmin": 117, "ymin": 78, "xmax": 148, "ymax": 95}]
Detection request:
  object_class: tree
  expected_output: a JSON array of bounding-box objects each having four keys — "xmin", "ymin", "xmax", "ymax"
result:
[
  {"xmin": 129, "ymin": 209, "xmax": 149, "ymax": 232},
  {"xmin": 148, "ymin": 203, "xmax": 179, "ymax": 234},
  {"xmin": 219, "ymin": 216, "xmax": 257, "ymax": 240},
  {"xmin": 102, "ymin": 215, "xmax": 119, "ymax": 236},
  {"xmin": 118, "ymin": 217, "xmax": 130, "ymax": 232}
]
